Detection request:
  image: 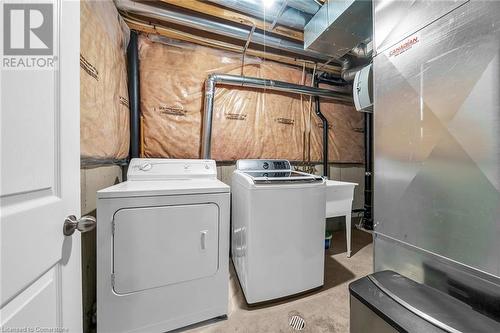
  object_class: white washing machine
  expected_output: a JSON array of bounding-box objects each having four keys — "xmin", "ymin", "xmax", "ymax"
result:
[
  {"xmin": 231, "ymin": 159, "xmax": 326, "ymax": 304},
  {"xmin": 97, "ymin": 158, "xmax": 230, "ymax": 333}
]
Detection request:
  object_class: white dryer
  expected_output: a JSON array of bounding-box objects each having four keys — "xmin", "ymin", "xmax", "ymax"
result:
[
  {"xmin": 231, "ymin": 159, "xmax": 326, "ymax": 304},
  {"xmin": 97, "ymin": 158, "xmax": 230, "ymax": 333}
]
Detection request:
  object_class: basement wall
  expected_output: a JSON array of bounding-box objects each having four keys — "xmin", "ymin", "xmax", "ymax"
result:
[
  {"xmin": 80, "ymin": 165, "xmax": 123, "ymax": 332},
  {"xmin": 80, "ymin": 0, "xmax": 130, "ymax": 163},
  {"xmin": 80, "ymin": 1, "xmax": 130, "ymax": 330},
  {"xmin": 138, "ymin": 34, "xmax": 364, "ymax": 163}
]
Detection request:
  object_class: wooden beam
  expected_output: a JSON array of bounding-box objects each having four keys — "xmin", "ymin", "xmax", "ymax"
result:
[
  {"xmin": 124, "ymin": 17, "xmax": 340, "ymax": 74},
  {"xmin": 158, "ymin": 0, "xmax": 304, "ymax": 41}
]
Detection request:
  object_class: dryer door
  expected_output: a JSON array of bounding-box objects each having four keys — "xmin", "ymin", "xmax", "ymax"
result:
[{"xmin": 112, "ymin": 203, "xmax": 219, "ymax": 294}]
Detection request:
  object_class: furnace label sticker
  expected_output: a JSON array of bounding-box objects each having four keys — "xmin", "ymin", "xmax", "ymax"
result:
[{"xmin": 388, "ymin": 34, "xmax": 420, "ymax": 58}]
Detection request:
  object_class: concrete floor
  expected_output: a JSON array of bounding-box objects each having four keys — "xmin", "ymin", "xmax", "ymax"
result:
[{"xmin": 180, "ymin": 229, "xmax": 373, "ymax": 333}]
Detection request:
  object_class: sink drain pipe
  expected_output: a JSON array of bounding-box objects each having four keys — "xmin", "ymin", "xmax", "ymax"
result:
[
  {"xmin": 200, "ymin": 74, "xmax": 353, "ymax": 176},
  {"xmin": 313, "ymin": 78, "xmax": 329, "ymax": 178}
]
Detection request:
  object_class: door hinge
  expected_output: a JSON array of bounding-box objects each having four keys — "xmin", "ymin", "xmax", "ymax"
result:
[{"xmin": 111, "ymin": 273, "xmax": 115, "ymax": 288}]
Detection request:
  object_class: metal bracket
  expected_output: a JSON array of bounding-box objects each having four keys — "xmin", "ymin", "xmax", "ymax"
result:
[
  {"xmin": 269, "ymin": 0, "xmax": 288, "ymax": 31},
  {"xmin": 241, "ymin": 23, "xmax": 256, "ymax": 75}
]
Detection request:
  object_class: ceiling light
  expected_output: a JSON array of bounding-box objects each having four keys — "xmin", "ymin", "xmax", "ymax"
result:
[{"xmin": 262, "ymin": 0, "xmax": 275, "ymax": 9}]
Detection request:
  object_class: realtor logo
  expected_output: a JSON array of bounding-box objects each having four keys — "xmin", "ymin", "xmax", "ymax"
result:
[{"xmin": 3, "ymin": 3, "xmax": 53, "ymax": 56}]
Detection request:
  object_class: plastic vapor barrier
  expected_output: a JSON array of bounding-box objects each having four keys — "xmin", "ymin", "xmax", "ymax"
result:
[
  {"xmin": 80, "ymin": 0, "xmax": 130, "ymax": 162},
  {"xmin": 139, "ymin": 34, "xmax": 364, "ymax": 163},
  {"xmin": 311, "ymin": 91, "xmax": 364, "ymax": 163}
]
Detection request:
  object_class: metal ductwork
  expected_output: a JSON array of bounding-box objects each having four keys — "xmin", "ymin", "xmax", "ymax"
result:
[
  {"xmin": 341, "ymin": 65, "xmax": 365, "ymax": 82},
  {"xmin": 304, "ymin": 0, "xmax": 373, "ymax": 58},
  {"xmin": 207, "ymin": 0, "xmax": 316, "ymax": 30},
  {"xmin": 350, "ymin": 41, "xmax": 373, "ymax": 59},
  {"xmin": 287, "ymin": 0, "xmax": 321, "ymax": 15},
  {"xmin": 116, "ymin": 0, "xmax": 334, "ymax": 62}
]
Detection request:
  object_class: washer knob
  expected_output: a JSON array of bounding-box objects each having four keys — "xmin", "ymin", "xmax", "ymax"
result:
[{"xmin": 139, "ymin": 162, "xmax": 152, "ymax": 171}]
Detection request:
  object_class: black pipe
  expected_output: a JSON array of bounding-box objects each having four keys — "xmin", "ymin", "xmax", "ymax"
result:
[
  {"xmin": 316, "ymin": 73, "xmax": 373, "ymax": 228},
  {"xmin": 362, "ymin": 112, "xmax": 373, "ymax": 230},
  {"xmin": 313, "ymin": 77, "xmax": 329, "ymax": 178},
  {"xmin": 317, "ymin": 74, "xmax": 349, "ymax": 87},
  {"xmin": 127, "ymin": 30, "xmax": 141, "ymax": 159},
  {"xmin": 202, "ymin": 73, "xmax": 351, "ymax": 158}
]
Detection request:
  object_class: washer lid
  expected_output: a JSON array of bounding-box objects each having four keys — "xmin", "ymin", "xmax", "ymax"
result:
[
  {"xmin": 97, "ymin": 178, "xmax": 229, "ymax": 199},
  {"xmin": 241, "ymin": 170, "xmax": 324, "ymax": 184}
]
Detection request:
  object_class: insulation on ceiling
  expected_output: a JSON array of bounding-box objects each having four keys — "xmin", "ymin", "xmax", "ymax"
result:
[
  {"xmin": 139, "ymin": 34, "xmax": 364, "ymax": 163},
  {"xmin": 80, "ymin": 0, "xmax": 130, "ymax": 162}
]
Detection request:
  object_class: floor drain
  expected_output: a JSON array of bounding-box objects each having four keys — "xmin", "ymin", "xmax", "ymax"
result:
[{"xmin": 289, "ymin": 315, "xmax": 305, "ymax": 330}]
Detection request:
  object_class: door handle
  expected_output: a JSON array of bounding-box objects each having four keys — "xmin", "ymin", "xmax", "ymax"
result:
[
  {"xmin": 200, "ymin": 230, "xmax": 208, "ymax": 250},
  {"xmin": 63, "ymin": 215, "xmax": 96, "ymax": 236}
]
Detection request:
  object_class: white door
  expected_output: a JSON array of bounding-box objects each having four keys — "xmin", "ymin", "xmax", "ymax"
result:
[{"xmin": 1, "ymin": 1, "xmax": 84, "ymax": 332}]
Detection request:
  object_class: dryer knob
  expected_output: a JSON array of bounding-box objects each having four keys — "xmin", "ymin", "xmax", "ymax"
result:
[{"xmin": 139, "ymin": 162, "xmax": 152, "ymax": 171}]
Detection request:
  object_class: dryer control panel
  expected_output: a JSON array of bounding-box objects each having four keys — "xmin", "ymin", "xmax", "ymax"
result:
[
  {"xmin": 128, "ymin": 158, "xmax": 217, "ymax": 180},
  {"xmin": 236, "ymin": 159, "xmax": 291, "ymax": 172}
]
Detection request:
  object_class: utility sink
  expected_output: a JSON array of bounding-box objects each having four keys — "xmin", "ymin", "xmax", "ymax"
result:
[
  {"xmin": 325, "ymin": 180, "xmax": 357, "ymax": 257},
  {"xmin": 326, "ymin": 180, "xmax": 357, "ymax": 218}
]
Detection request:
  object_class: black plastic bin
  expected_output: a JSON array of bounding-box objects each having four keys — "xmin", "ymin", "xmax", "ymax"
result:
[{"xmin": 349, "ymin": 271, "xmax": 500, "ymax": 333}]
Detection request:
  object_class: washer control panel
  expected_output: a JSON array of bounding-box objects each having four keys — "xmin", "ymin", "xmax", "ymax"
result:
[
  {"xmin": 236, "ymin": 159, "xmax": 291, "ymax": 171},
  {"xmin": 272, "ymin": 161, "xmax": 289, "ymax": 170}
]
